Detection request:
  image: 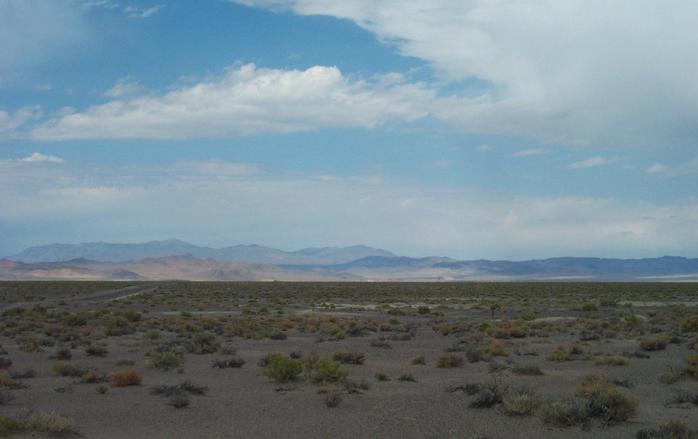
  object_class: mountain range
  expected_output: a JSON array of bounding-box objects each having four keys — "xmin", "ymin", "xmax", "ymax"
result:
[
  {"xmin": 2, "ymin": 240, "xmax": 698, "ymax": 281},
  {"xmin": 8, "ymin": 239, "xmax": 394, "ymax": 265}
]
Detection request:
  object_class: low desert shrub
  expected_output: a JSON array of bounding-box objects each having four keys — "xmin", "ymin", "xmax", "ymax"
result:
[
  {"xmin": 324, "ymin": 392, "xmax": 342, "ymax": 408},
  {"xmin": 686, "ymin": 354, "xmax": 698, "ymax": 378},
  {"xmin": 680, "ymin": 316, "xmax": 698, "ymax": 333},
  {"xmin": 436, "ymin": 354, "xmax": 464, "ymax": 368},
  {"xmin": 85, "ymin": 344, "xmax": 108, "ymax": 357},
  {"xmin": 168, "ymin": 393, "xmax": 190, "ymax": 408},
  {"xmin": 502, "ymin": 388, "xmax": 540, "ymax": 416},
  {"xmin": 312, "ymin": 359, "xmax": 348, "ymax": 384},
  {"xmin": 369, "ymin": 340, "xmax": 392, "ymax": 349},
  {"xmin": 410, "ymin": 354, "xmax": 426, "ymax": 365},
  {"xmin": 398, "ymin": 373, "xmax": 417, "ymax": 382},
  {"xmin": 547, "ymin": 343, "xmax": 583, "ymax": 362},
  {"xmin": 576, "ymin": 374, "xmax": 638, "ymax": 423},
  {"xmin": 332, "ymin": 352, "xmax": 366, "ymax": 365},
  {"xmin": 640, "ymin": 334, "xmax": 670, "ymax": 351},
  {"xmin": 470, "ymin": 382, "xmax": 504, "ymax": 408},
  {"xmin": 636, "ymin": 420, "xmax": 698, "ymax": 439},
  {"xmin": 343, "ymin": 378, "xmax": 370, "ymax": 393},
  {"xmin": 0, "ymin": 416, "xmax": 22, "ymax": 436},
  {"xmin": 0, "ymin": 390, "xmax": 15, "ymax": 405},
  {"xmin": 26, "ymin": 412, "xmax": 75, "ymax": 436},
  {"xmin": 107, "ymin": 368, "xmax": 142, "ymax": 387},
  {"xmin": 488, "ymin": 340, "xmax": 508, "ymax": 356},
  {"xmin": 10, "ymin": 368, "xmax": 36, "ymax": 379},
  {"xmin": 538, "ymin": 399, "xmax": 588, "ymax": 427},
  {"xmin": 0, "ymin": 371, "xmax": 23, "ymax": 389},
  {"xmin": 264, "ymin": 355, "xmax": 303, "ymax": 383},
  {"xmin": 212, "ymin": 357, "xmax": 245, "ymax": 368},
  {"xmin": 512, "ymin": 364, "xmax": 544, "ymax": 376},
  {"xmin": 659, "ymin": 366, "xmax": 684, "ymax": 384},
  {"xmin": 186, "ymin": 333, "xmax": 220, "ymax": 354},
  {"xmin": 53, "ymin": 361, "xmax": 85, "ymax": 377},
  {"xmin": 594, "ymin": 355, "xmax": 628, "ymax": 366},
  {"xmin": 374, "ymin": 372, "xmax": 391, "ymax": 381},
  {"xmin": 148, "ymin": 350, "xmax": 184, "ymax": 371}
]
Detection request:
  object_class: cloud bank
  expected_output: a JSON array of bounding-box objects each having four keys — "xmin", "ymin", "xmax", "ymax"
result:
[
  {"xmin": 235, "ymin": 0, "xmax": 698, "ymax": 148},
  {"xmin": 2, "ymin": 159, "xmax": 697, "ymax": 259}
]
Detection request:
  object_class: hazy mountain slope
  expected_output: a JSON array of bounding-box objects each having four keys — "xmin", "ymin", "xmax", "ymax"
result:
[
  {"xmin": 0, "ymin": 256, "xmax": 357, "ymax": 281},
  {"xmin": 293, "ymin": 245, "xmax": 395, "ymax": 263},
  {"xmin": 8, "ymin": 240, "xmax": 394, "ymax": 265}
]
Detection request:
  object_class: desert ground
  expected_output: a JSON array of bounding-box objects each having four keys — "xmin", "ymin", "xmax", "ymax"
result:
[{"xmin": 1, "ymin": 281, "xmax": 697, "ymax": 438}]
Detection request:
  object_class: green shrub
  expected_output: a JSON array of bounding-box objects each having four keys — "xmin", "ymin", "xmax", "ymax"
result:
[
  {"xmin": 680, "ymin": 316, "xmax": 698, "ymax": 333},
  {"xmin": 687, "ymin": 354, "xmax": 698, "ymax": 378},
  {"xmin": 264, "ymin": 355, "xmax": 303, "ymax": 383},
  {"xmin": 312, "ymin": 359, "xmax": 348, "ymax": 384},
  {"xmin": 105, "ymin": 316, "xmax": 132, "ymax": 336},
  {"xmin": 148, "ymin": 350, "xmax": 185, "ymax": 371},
  {"xmin": 0, "ymin": 416, "xmax": 22, "ymax": 437}
]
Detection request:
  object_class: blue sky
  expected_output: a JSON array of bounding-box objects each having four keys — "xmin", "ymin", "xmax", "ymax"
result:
[{"xmin": 1, "ymin": 0, "xmax": 697, "ymax": 259}]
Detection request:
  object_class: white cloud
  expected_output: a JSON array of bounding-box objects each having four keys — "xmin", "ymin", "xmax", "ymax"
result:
[
  {"xmin": 0, "ymin": 106, "xmax": 42, "ymax": 137},
  {"xmin": 475, "ymin": 144, "xmax": 492, "ymax": 152},
  {"xmin": 513, "ymin": 148, "xmax": 548, "ymax": 158},
  {"xmin": 20, "ymin": 152, "xmax": 65, "ymax": 164},
  {"xmin": 29, "ymin": 64, "xmax": 434, "ymax": 140},
  {"xmin": 236, "ymin": 0, "xmax": 698, "ymax": 149},
  {"xmin": 645, "ymin": 157, "xmax": 698, "ymax": 177},
  {"xmin": 647, "ymin": 163, "xmax": 668, "ymax": 175},
  {"xmin": 124, "ymin": 4, "xmax": 164, "ymax": 19},
  {"xmin": 569, "ymin": 156, "xmax": 617, "ymax": 169},
  {"xmin": 104, "ymin": 76, "xmax": 143, "ymax": 98}
]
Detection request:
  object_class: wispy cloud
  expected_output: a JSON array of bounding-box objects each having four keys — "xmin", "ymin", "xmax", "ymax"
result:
[
  {"xmin": 83, "ymin": 1, "xmax": 164, "ymax": 19},
  {"xmin": 104, "ymin": 76, "xmax": 143, "ymax": 98},
  {"xmin": 124, "ymin": 5, "xmax": 164, "ymax": 19},
  {"xmin": 646, "ymin": 163, "xmax": 668, "ymax": 175},
  {"xmin": 20, "ymin": 152, "xmax": 65, "ymax": 164},
  {"xmin": 513, "ymin": 148, "xmax": 548, "ymax": 158},
  {"xmin": 646, "ymin": 157, "xmax": 698, "ymax": 176},
  {"xmin": 475, "ymin": 144, "xmax": 492, "ymax": 152},
  {"xmin": 569, "ymin": 156, "xmax": 617, "ymax": 169}
]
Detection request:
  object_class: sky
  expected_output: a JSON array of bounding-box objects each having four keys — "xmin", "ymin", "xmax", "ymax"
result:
[{"xmin": 1, "ymin": 0, "xmax": 697, "ymax": 259}]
